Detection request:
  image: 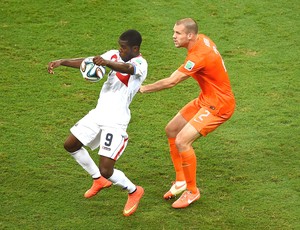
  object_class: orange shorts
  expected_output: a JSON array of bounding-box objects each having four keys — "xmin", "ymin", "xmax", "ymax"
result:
[{"xmin": 180, "ymin": 98, "xmax": 233, "ymax": 136}]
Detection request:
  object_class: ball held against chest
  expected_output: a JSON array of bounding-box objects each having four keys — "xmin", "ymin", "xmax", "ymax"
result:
[{"xmin": 80, "ymin": 57, "xmax": 106, "ymax": 82}]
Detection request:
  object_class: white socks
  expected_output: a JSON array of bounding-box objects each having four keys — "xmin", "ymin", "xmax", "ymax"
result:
[
  {"xmin": 70, "ymin": 148, "xmax": 136, "ymax": 193},
  {"xmin": 109, "ymin": 168, "xmax": 136, "ymax": 193},
  {"xmin": 70, "ymin": 147, "xmax": 101, "ymax": 179}
]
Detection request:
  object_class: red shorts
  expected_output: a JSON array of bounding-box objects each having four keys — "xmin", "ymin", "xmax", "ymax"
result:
[{"xmin": 180, "ymin": 98, "xmax": 234, "ymax": 136}]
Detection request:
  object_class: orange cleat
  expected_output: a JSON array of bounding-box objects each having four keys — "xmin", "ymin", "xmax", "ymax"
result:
[
  {"xmin": 172, "ymin": 188, "xmax": 200, "ymax": 209},
  {"xmin": 163, "ymin": 181, "xmax": 187, "ymax": 200},
  {"xmin": 123, "ymin": 186, "xmax": 144, "ymax": 216},
  {"xmin": 84, "ymin": 177, "xmax": 112, "ymax": 198}
]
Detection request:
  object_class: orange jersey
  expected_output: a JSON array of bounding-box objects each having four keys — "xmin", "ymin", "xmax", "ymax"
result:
[{"xmin": 178, "ymin": 34, "xmax": 235, "ymax": 118}]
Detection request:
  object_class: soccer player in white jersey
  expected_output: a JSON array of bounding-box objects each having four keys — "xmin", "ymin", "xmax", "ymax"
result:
[{"xmin": 47, "ymin": 30, "xmax": 147, "ymax": 216}]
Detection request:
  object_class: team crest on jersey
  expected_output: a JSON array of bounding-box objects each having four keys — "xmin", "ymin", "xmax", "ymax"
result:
[
  {"xmin": 184, "ymin": 60, "xmax": 195, "ymax": 71},
  {"xmin": 135, "ymin": 58, "xmax": 142, "ymax": 65}
]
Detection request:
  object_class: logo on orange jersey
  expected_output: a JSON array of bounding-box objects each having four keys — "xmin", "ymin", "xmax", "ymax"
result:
[{"xmin": 184, "ymin": 60, "xmax": 195, "ymax": 71}]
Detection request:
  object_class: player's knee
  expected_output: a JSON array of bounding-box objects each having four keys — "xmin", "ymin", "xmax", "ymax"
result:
[
  {"xmin": 175, "ymin": 136, "xmax": 189, "ymax": 152},
  {"xmin": 64, "ymin": 134, "xmax": 83, "ymax": 153},
  {"xmin": 175, "ymin": 138, "xmax": 184, "ymax": 150},
  {"xmin": 165, "ymin": 124, "xmax": 178, "ymax": 137},
  {"xmin": 64, "ymin": 137, "xmax": 82, "ymax": 153},
  {"xmin": 64, "ymin": 141, "xmax": 75, "ymax": 152}
]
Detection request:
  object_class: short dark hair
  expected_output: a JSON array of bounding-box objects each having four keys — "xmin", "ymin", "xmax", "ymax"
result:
[{"xmin": 119, "ymin": 29, "xmax": 142, "ymax": 47}]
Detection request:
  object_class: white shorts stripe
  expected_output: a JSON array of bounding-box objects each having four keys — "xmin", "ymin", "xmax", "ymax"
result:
[{"xmin": 113, "ymin": 137, "xmax": 128, "ymax": 160}]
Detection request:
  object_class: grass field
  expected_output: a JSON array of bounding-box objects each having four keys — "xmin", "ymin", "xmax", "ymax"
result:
[{"xmin": 1, "ymin": 0, "xmax": 299, "ymax": 229}]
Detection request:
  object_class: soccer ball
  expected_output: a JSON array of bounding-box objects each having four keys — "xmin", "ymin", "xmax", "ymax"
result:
[{"xmin": 80, "ymin": 57, "xmax": 105, "ymax": 82}]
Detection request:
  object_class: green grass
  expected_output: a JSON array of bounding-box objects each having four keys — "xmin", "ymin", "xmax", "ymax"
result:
[{"xmin": 1, "ymin": 0, "xmax": 299, "ymax": 229}]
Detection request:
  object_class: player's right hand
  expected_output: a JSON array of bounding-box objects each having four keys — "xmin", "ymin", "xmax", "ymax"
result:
[
  {"xmin": 47, "ymin": 60, "xmax": 61, "ymax": 74},
  {"xmin": 93, "ymin": 56, "xmax": 108, "ymax": 66},
  {"xmin": 139, "ymin": 86, "xmax": 145, "ymax": 93}
]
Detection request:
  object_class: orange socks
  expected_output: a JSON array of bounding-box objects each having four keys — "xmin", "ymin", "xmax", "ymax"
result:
[
  {"xmin": 168, "ymin": 138, "xmax": 185, "ymax": 181},
  {"xmin": 181, "ymin": 148, "xmax": 197, "ymax": 194},
  {"xmin": 168, "ymin": 138, "xmax": 197, "ymax": 193}
]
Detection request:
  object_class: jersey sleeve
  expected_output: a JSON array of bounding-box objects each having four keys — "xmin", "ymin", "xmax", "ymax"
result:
[
  {"xmin": 130, "ymin": 56, "xmax": 148, "ymax": 78},
  {"xmin": 178, "ymin": 53, "xmax": 205, "ymax": 76}
]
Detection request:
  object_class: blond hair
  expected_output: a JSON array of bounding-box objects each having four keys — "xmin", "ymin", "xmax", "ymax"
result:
[{"xmin": 175, "ymin": 18, "xmax": 198, "ymax": 34}]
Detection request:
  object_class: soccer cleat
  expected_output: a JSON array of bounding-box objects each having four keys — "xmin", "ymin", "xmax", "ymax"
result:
[
  {"xmin": 172, "ymin": 188, "xmax": 200, "ymax": 209},
  {"xmin": 84, "ymin": 177, "xmax": 112, "ymax": 198},
  {"xmin": 123, "ymin": 186, "xmax": 144, "ymax": 216},
  {"xmin": 163, "ymin": 181, "xmax": 187, "ymax": 200}
]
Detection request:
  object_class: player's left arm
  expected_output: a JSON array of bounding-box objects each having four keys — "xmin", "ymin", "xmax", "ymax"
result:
[
  {"xmin": 139, "ymin": 70, "xmax": 189, "ymax": 93},
  {"xmin": 93, "ymin": 56, "xmax": 135, "ymax": 75}
]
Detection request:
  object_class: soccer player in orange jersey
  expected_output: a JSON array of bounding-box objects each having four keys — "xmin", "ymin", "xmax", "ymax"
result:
[{"xmin": 139, "ymin": 18, "xmax": 235, "ymax": 209}]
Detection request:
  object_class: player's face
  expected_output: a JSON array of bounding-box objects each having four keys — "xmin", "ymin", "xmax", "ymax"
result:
[
  {"xmin": 173, "ymin": 24, "xmax": 190, "ymax": 48},
  {"xmin": 118, "ymin": 40, "xmax": 133, "ymax": 62}
]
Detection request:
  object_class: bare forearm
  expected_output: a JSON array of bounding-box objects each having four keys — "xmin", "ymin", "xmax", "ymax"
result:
[
  {"xmin": 48, "ymin": 58, "xmax": 84, "ymax": 74},
  {"xmin": 140, "ymin": 71, "xmax": 189, "ymax": 93},
  {"xmin": 93, "ymin": 56, "xmax": 135, "ymax": 75},
  {"xmin": 106, "ymin": 60, "xmax": 135, "ymax": 74},
  {"xmin": 140, "ymin": 78, "xmax": 176, "ymax": 93},
  {"xmin": 60, "ymin": 58, "xmax": 84, "ymax": 68}
]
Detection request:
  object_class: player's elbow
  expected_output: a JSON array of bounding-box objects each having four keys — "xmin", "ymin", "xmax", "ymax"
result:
[
  {"xmin": 164, "ymin": 79, "xmax": 179, "ymax": 89},
  {"xmin": 170, "ymin": 81, "xmax": 179, "ymax": 87},
  {"xmin": 127, "ymin": 64, "xmax": 135, "ymax": 75}
]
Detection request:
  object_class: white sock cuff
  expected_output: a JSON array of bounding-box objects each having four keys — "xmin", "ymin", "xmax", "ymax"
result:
[{"xmin": 109, "ymin": 168, "xmax": 136, "ymax": 193}]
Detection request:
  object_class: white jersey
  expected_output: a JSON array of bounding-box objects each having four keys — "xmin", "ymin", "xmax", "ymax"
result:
[{"xmin": 93, "ymin": 50, "xmax": 147, "ymax": 129}]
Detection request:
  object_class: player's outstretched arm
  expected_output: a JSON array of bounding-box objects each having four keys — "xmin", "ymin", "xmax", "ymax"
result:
[
  {"xmin": 47, "ymin": 58, "xmax": 84, "ymax": 74},
  {"xmin": 139, "ymin": 70, "xmax": 189, "ymax": 93}
]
